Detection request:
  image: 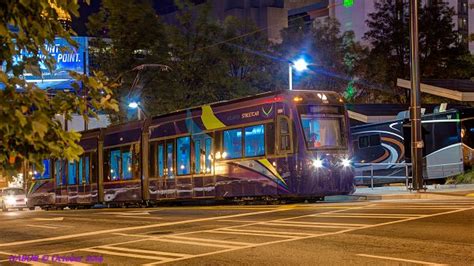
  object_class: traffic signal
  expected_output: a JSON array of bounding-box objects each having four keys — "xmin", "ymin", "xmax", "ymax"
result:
[{"xmin": 343, "ymin": 0, "xmax": 354, "ymax": 7}]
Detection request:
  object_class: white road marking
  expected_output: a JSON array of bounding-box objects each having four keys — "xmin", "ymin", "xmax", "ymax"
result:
[
  {"xmin": 274, "ymin": 221, "xmax": 368, "ymax": 227},
  {"xmin": 164, "ymin": 235, "xmax": 251, "ymax": 246},
  {"xmin": 0, "ymin": 208, "xmax": 292, "ymax": 248},
  {"xmin": 25, "ymin": 224, "xmax": 58, "ymax": 229},
  {"xmin": 141, "ymin": 206, "xmax": 473, "ymax": 265},
  {"xmin": 32, "ymin": 217, "xmax": 64, "ymax": 221},
  {"xmin": 115, "ymin": 215, "xmax": 162, "ymax": 220},
  {"xmin": 209, "ymin": 229, "xmax": 299, "ymax": 238},
  {"xmin": 112, "ymin": 233, "xmax": 151, "ymax": 238},
  {"xmin": 217, "ymin": 219, "xmax": 263, "ymax": 223},
  {"xmin": 98, "ymin": 246, "xmax": 190, "ymax": 258},
  {"xmin": 333, "ymin": 213, "xmax": 422, "ymax": 217},
  {"xmin": 98, "ymin": 211, "xmax": 151, "ymax": 216},
  {"xmin": 316, "ymin": 215, "xmax": 413, "ymax": 219},
  {"xmin": 212, "ymin": 228, "xmax": 313, "ymax": 237},
  {"xmin": 83, "ymin": 248, "xmax": 174, "ymax": 261},
  {"xmin": 357, "ymin": 253, "xmax": 448, "ymax": 265},
  {"xmin": 152, "ymin": 237, "xmax": 237, "ymax": 249},
  {"xmin": 263, "ymin": 222, "xmax": 359, "ymax": 229}
]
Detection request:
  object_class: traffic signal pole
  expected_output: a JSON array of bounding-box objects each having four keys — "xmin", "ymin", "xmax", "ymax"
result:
[{"xmin": 409, "ymin": 0, "xmax": 424, "ymax": 191}]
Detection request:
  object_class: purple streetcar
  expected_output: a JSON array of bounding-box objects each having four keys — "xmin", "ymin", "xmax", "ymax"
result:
[{"xmin": 27, "ymin": 90, "xmax": 355, "ymax": 208}]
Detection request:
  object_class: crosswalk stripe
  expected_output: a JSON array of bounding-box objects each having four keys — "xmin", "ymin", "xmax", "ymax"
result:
[
  {"xmin": 152, "ymin": 238, "xmax": 236, "ymax": 249},
  {"xmin": 316, "ymin": 215, "xmax": 412, "ymax": 219},
  {"xmin": 98, "ymin": 246, "xmax": 189, "ymax": 258},
  {"xmin": 164, "ymin": 235, "xmax": 251, "ymax": 246},
  {"xmin": 333, "ymin": 213, "xmax": 422, "ymax": 217},
  {"xmin": 115, "ymin": 215, "xmax": 162, "ymax": 220},
  {"xmin": 357, "ymin": 253, "xmax": 448, "ymax": 265},
  {"xmin": 274, "ymin": 221, "xmax": 368, "ymax": 227},
  {"xmin": 214, "ymin": 228, "xmax": 313, "ymax": 236},
  {"xmin": 210, "ymin": 229, "xmax": 300, "ymax": 238},
  {"xmin": 25, "ymin": 224, "xmax": 58, "ymax": 229},
  {"xmin": 83, "ymin": 248, "xmax": 172, "ymax": 261},
  {"xmin": 264, "ymin": 222, "xmax": 357, "ymax": 229}
]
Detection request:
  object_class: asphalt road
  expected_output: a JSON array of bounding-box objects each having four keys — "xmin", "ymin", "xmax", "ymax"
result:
[{"xmin": 0, "ymin": 197, "xmax": 473, "ymax": 266}]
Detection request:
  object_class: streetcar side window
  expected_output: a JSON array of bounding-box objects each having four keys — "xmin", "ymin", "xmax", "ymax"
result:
[
  {"xmin": 244, "ymin": 125, "xmax": 265, "ymax": 157},
  {"xmin": 78, "ymin": 158, "xmax": 83, "ymax": 184},
  {"xmin": 84, "ymin": 156, "xmax": 90, "ymax": 184},
  {"xmin": 177, "ymin": 136, "xmax": 191, "ymax": 175},
  {"xmin": 122, "ymin": 149, "xmax": 132, "ymax": 180},
  {"xmin": 205, "ymin": 138, "xmax": 212, "ymax": 173},
  {"xmin": 110, "ymin": 149, "xmax": 121, "ymax": 181},
  {"xmin": 106, "ymin": 145, "xmax": 139, "ymax": 181},
  {"xmin": 223, "ymin": 128, "xmax": 242, "ymax": 159},
  {"xmin": 167, "ymin": 142, "xmax": 175, "ymax": 178},
  {"xmin": 194, "ymin": 140, "xmax": 201, "ymax": 174},
  {"xmin": 33, "ymin": 159, "xmax": 51, "ymax": 180},
  {"xmin": 278, "ymin": 116, "xmax": 292, "ymax": 152},
  {"xmin": 158, "ymin": 144, "xmax": 164, "ymax": 177},
  {"xmin": 55, "ymin": 160, "xmax": 66, "ymax": 186},
  {"xmin": 67, "ymin": 161, "xmax": 77, "ymax": 185}
]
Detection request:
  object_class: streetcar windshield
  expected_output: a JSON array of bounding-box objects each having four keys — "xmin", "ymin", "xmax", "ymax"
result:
[{"xmin": 300, "ymin": 115, "xmax": 345, "ymax": 149}]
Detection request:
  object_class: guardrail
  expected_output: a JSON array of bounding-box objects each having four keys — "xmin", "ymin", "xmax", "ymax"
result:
[
  {"xmin": 353, "ymin": 161, "xmax": 464, "ymax": 189},
  {"xmin": 354, "ymin": 163, "xmax": 412, "ymax": 189}
]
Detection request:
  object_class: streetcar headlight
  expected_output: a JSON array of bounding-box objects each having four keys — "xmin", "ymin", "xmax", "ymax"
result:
[
  {"xmin": 312, "ymin": 159, "xmax": 323, "ymax": 168},
  {"xmin": 341, "ymin": 158, "xmax": 352, "ymax": 168},
  {"xmin": 5, "ymin": 196, "xmax": 16, "ymax": 205}
]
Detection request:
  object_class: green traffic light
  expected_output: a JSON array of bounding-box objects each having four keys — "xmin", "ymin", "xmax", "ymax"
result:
[{"xmin": 343, "ymin": 0, "xmax": 354, "ymax": 7}]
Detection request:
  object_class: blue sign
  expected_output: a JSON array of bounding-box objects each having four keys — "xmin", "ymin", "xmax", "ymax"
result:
[{"xmin": 6, "ymin": 37, "xmax": 89, "ymax": 90}]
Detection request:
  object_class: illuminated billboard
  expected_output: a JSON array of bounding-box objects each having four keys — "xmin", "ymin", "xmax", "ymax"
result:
[{"xmin": 5, "ymin": 37, "xmax": 89, "ymax": 90}]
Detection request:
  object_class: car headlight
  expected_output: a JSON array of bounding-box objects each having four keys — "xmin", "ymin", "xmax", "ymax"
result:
[
  {"xmin": 341, "ymin": 158, "xmax": 352, "ymax": 168},
  {"xmin": 312, "ymin": 158, "xmax": 323, "ymax": 168},
  {"xmin": 5, "ymin": 196, "xmax": 16, "ymax": 205}
]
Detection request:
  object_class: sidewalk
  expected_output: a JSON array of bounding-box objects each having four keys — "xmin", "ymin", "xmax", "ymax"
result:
[{"xmin": 353, "ymin": 183, "xmax": 474, "ymax": 200}]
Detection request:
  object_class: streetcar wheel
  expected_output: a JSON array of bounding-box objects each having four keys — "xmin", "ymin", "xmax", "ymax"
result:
[
  {"xmin": 19, "ymin": 208, "xmax": 23, "ymax": 211},
  {"xmin": 29, "ymin": 207, "xmax": 35, "ymax": 211}
]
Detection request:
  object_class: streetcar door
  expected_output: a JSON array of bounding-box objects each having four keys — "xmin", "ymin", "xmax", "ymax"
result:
[
  {"xmin": 164, "ymin": 140, "xmax": 177, "ymax": 199},
  {"xmin": 77, "ymin": 155, "xmax": 92, "ymax": 204},
  {"xmin": 54, "ymin": 160, "xmax": 67, "ymax": 205}
]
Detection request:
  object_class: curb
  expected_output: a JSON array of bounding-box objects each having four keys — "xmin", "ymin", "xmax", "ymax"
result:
[{"xmin": 354, "ymin": 193, "xmax": 470, "ymax": 201}]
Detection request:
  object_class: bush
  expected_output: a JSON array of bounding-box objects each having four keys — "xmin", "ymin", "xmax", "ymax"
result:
[{"xmin": 448, "ymin": 169, "xmax": 474, "ymax": 184}]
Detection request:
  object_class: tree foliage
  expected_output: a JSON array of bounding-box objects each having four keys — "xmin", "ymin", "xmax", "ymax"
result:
[
  {"xmin": 363, "ymin": 0, "xmax": 474, "ymax": 103},
  {"xmin": 0, "ymin": 0, "xmax": 118, "ymax": 172},
  {"xmin": 88, "ymin": 0, "xmax": 274, "ymax": 123},
  {"xmin": 276, "ymin": 17, "xmax": 364, "ymax": 100}
]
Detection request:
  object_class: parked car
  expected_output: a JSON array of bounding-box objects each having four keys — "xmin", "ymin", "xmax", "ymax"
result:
[{"xmin": 1, "ymin": 187, "xmax": 28, "ymax": 211}]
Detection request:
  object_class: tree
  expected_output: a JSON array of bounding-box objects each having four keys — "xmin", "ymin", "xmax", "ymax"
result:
[
  {"xmin": 87, "ymin": 0, "xmax": 168, "ymax": 123},
  {"xmin": 363, "ymin": 0, "xmax": 410, "ymax": 103},
  {"xmin": 0, "ymin": 0, "xmax": 118, "ymax": 173},
  {"xmin": 363, "ymin": 0, "xmax": 474, "ymax": 103},
  {"xmin": 276, "ymin": 17, "xmax": 364, "ymax": 100}
]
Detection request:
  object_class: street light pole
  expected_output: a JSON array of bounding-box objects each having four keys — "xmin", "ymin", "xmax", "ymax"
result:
[
  {"xmin": 409, "ymin": 0, "xmax": 424, "ymax": 191},
  {"xmin": 289, "ymin": 63, "xmax": 293, "ymax": 91}
]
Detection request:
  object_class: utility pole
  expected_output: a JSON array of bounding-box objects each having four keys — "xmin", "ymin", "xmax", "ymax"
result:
[{"xmin": 409, "ymin": 0, "xmax": 424, "ymax": 191}]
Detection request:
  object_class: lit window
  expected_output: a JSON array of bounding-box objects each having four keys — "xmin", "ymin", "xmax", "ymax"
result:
[
  {"xmin": 205, "ymin": 138, "xmax": 212, "ymax": 172},
  {"xmin": 223, "ymin": 129, "xmax": 242, "ymax": 159},
  {"xmin": 177, "ymin": 137, "xmax": 191, "ymax": 175},
  {"xmin": 244, "ymin": 125, "xmax": 265, "ymax": 157},
  {"xmin": 167, "ymin": 142, "xmax": 174, "ymax": 178},
  {"xmin": 157, "ymin": 144, "xmax": 164, "ymax": 177}
]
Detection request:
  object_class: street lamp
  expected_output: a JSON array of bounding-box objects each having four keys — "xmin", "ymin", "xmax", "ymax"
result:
[
  {"xmin": 289, "ymin": 58, "xmax": 313, "ymax": 90},
  {"xmin": 128, "ymin": 101, "xmax": 145, "ymax": 120}
]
